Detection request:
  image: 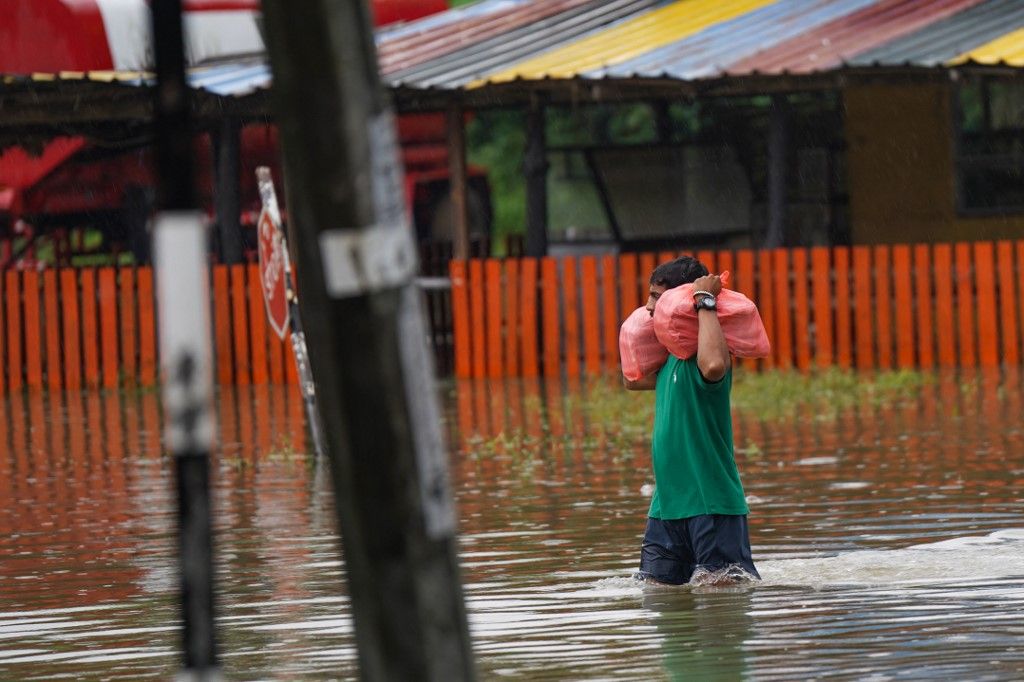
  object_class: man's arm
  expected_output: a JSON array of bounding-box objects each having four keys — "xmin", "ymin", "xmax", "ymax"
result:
[
  {"xmin": 623, "ymin": 372, "xmax": 657, "ymax": 390},
  {"xmin": 692, "ymin": 274, "xmax": 730, "ymax": 382}
]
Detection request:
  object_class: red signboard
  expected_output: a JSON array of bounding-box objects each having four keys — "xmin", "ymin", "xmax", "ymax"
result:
[{"xmin": 257, "ymin": 207, "xmax": 289, "ymax": 340}]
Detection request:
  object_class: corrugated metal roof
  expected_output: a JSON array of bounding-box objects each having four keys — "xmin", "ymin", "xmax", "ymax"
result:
[
  {"xmin": 952, "ymin": 25, "xmax": 1024, "ymax": 65},
  {"xmin": 852, "ymin": 0, "xmax": 1024, "ymax": 66},
  {"xmin": 726, "ymin": 0, "xmax": 988, "ymax": 75},
  {"xmin": 378, "ymin": 0, "xmax": 597, "ymax": 75},
  {"xmin": 596, "ymin": 0, "xmax": 879, "ymax": 80},
  {"xmin": 480, "ymin": 0, "xmax": 777, "ymax": 83},
  {"xmin": 387, "ymin": 0, "xmax": 663, "ymax": 88}
]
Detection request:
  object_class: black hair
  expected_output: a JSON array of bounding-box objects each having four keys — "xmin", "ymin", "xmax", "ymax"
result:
[{"xmin": 649, "ymin": 256, "xmax": 708, "ymax": 289}]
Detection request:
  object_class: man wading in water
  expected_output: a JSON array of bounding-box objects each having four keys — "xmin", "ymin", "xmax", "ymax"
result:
[{"xmin": 624, "ymin": 256, "xmax": 760, "ymax": 586}]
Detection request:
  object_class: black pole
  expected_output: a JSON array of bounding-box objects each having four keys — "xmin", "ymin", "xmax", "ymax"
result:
[
  {"xmin": 766, "ymin": 94, "xmax": 790, "ymax": 249},
  {"xmin": 214, "ymin": 118, "xmax": 244, "ymax": 264},
  {"xmin": 259, "ymin": 1, "xmax": 475, "ymax": 680},
  {"xmin": 151, "ymin": 0, "xmax": 219, "ymax": 676},
  {"xmin": 524, "ymin": 98, "xmax": 549, "ymax": 258}
]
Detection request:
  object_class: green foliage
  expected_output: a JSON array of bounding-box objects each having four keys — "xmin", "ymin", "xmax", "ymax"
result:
[
  {"xmin": 730, "ymin": 368, "xmax": 931, "ymax": 421},
  {"xmin": 458, "ymin": 369, "xmax": 933, "ymax": 458},
  {"xmin": 467, "ymin": 110, "xmax": 526, "ymax": 252}
]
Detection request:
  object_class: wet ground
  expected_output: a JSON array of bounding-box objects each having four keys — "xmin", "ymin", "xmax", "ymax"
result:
[{"xmin": 1, "ymin": 369, "xmax": 1023, "ymax": 680}]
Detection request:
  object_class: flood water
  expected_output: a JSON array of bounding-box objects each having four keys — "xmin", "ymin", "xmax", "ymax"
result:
[{"xmin": 2, "ymin": 370, "xmax": 1023, "ymax": 680}]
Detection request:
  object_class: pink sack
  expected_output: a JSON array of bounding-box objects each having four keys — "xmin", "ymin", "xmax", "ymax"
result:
[
  {"xmin": 652, "ymin": 283, "xmax": 770, "ymax": 360},
  {"xmin": 619, "ymin": 306, "xmax": 669, "ymax": 380}
]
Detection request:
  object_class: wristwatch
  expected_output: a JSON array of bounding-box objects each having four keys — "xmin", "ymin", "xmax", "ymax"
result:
[{"xmin": 693, "ymin": 294, "xmax": 717, "ymax": 313}]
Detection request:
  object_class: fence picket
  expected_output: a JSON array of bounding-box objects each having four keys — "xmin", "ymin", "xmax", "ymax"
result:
[
  {"xmin": 580, "ymin": 256, "xmax": 601, "ymax": 375},
  {"xmin": 520, "ymin": 258, "xmax": 539, "ymax": 377},
  {"xmin": 873, "ymin": 245, "xmax": 892, "ymax": 369},
  {"xmin": 137, "ymin": 267, "xmax": 157, "ymax": 386},
  {"xmin": 792, "ymin": 249, "xmax": 810, "ymax": 370},
  {"xmin": 717, "ymin": 250, "xmax": 734, "ymax": 288},
  {"xmin": 119, "ymin": 268, "xmax": 137, "ymax": 385},
  {"xmin": 450, "ymin": 260, "xmax": 470, "ymax": 378},
  {"xmin": 98, "ymin": 268, "xmax": 118, "ymax": 388},
  {"xmin": 601, "ymin": 255, "xmax": 618, "ymax": 371},
  {"xmin": 230, "ymin": 264, "xmax": 251, "ymax": 385},
  {"xmin": 23, "ymin": 271, "xmax": 43, "ymax": 388},
  {"xmin": 247, "ymin": 263, "xmax": 269, "ymax": 385},
  {"xmin": 60, "ymin": 269, "xmax": 82, "ymax": 390},
  {"xmin": 757, "ymin": 250, "xmax": 775, "ymax": 368},
  {"xmin": 213, "ymin": 265, "xmax": 234, "ymax": 385},
  {"xmin": 892, "ymin": 245, "xmax": 915, "ymax": 368},
  {"xmin": 913, "ymin": 245, "xmax": 934, "ymax": 369},
  {"xmin": 541, "ymin": 257, "xmax": 560, "ymax": 379},
  {"xmin": 852, "ymin": 247, "xmax": 873, "ymax": 369},
  {"xmin": 1018, "ymin": 242, "xmax": 1024, "ymax": 364},
  {"xmin": 44, "ymin": 270, "xmax": 62, "ymax": 391},
  {"xmin": 997, "ymin": 241, "xmax": 1019, "ymax": 366},
  {"xmin": 469, "ymin": 259, "xmax": 485, "ymax": 379},
  {"xmin": 0, "ymin": 274, "xmax": 5, "ymax": 394},
  {"xmin": 563, "ymin": 258, "xmax": 581, "ymax": 379},
  {"xmin": 735, "ymin": 250, "xmax": 756, "ymax": 369},
  {"xmin": 974, "ymin": 242, "xmax": 998, "ymax": 367},
  {"xmin": 485, "ymin": 258, "xmax": 503, "ymax": 378},
  {"xmin": 772, "ymin": 249, "xmax": 792, "ymax": 368},
  {"xmin": 834, "ymin": 247, "xmax": 852, "ymax": 368},
  {"xmin": 504, "ymin": 259, "xmax": 520, "ymax": 377},
  {"xmin": 933, "ymin": 245, "xmax": 956, "ymax": 367},
  {"xmin": 810, "ymin": 247, "xmax": 832, "ymax": 367},
  {"xmin": 5, "ymin": 273, "xmax": 21, "ymax": 391},
  {"xmin": 955, "ymin": 243, "xmax": 976, "ymax": 368}
]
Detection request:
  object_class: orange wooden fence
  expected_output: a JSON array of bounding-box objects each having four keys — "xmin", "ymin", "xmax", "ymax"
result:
[
  {"xmin": 0, "ymin": 264, "xmax": 297, "ymax": 393},
  {"xmin": 449, "ymin": 240, "xmax": 1024, "ymax": 379}
]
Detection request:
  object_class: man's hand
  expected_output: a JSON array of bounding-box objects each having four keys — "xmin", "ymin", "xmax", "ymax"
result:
[
  {"xmin": 691, "ymin": 274, "xmax": 723, "ymax": 299},
  {"xmin": 623, "ymin": 373, "xmax": 657, "ymax": 390},
  {"xmin": 693, "ymin": 274, "xmax": 729, "ymax": 382}
]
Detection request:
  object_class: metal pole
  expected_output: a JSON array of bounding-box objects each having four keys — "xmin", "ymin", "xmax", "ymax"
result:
[
  {"xmin": 259, "ymin": 1, "xmax": 475, "ymax": 680},
  {"xmin": 150, "ymin": 1, "xmax": 219, "ymax": 678},
  {"xmin": 524, "ymin": 98, "xmax": 549, "ymax": 258},
  {"xmin": 766, "ymin": 94, "xmax": 790, "ymax": 249},
  {"xmin": 214, "ymin": 118, "xmax": 244, "ymax": 264}
]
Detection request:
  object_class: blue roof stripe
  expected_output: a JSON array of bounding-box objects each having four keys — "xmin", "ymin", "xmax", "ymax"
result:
[{"xmin": 188, "ymin": 61, "xmax": 271, "ymax": 96}]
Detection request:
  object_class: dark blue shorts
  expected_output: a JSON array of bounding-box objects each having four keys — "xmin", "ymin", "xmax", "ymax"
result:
[{"xmin": 637, "ymin": 514, "xmax": 760, "ymax": 585}]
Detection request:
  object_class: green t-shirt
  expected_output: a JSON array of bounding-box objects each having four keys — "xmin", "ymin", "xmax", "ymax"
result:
[{"xmin": 648, "ymin": 355, "xmax": 749, "ymax": 519}]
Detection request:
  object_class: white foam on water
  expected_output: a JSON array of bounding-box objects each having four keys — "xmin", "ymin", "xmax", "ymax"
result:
[
  {"xmin": 758, "ymin": 528, "xmax": 1024, "ymax": 588},
  {"xmin": 794, "ymin": 456, "xmax": 840, "ymax": 466}
]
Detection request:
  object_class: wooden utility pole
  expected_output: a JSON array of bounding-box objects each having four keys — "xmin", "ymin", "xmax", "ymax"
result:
[
  {"xmin": 150, "ymin": 0, "xmax": 219, "ymax": 678},
  {"xmin": 259, "ymin": 2, "xmax": 475, "ymax": 680}
]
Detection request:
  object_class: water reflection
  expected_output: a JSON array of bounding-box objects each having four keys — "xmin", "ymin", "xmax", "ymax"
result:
[{"xmin": 1, "ymin": 369, "xmax": 1023, "ymax": 679}]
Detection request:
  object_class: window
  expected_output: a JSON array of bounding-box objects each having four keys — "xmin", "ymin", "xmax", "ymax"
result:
[{"xmin": 956, "ymin": 78, "xmax": 1024, "ymax": 213}]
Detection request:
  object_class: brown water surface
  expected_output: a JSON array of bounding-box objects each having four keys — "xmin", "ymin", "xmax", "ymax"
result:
[{"xmin": 1, "ymin": 370, "xmax": 1023, "ymax": 680}]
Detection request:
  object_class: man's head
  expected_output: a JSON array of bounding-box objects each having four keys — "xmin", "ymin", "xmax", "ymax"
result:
[{"xmin": 645, "ymin": 255, "xmax": 708, "ymax": 316}]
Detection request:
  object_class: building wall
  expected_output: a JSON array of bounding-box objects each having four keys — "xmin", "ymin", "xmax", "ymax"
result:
[{"xmin": 843, "ymin": 82, "xmax": 1024, "ymax": 244}]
